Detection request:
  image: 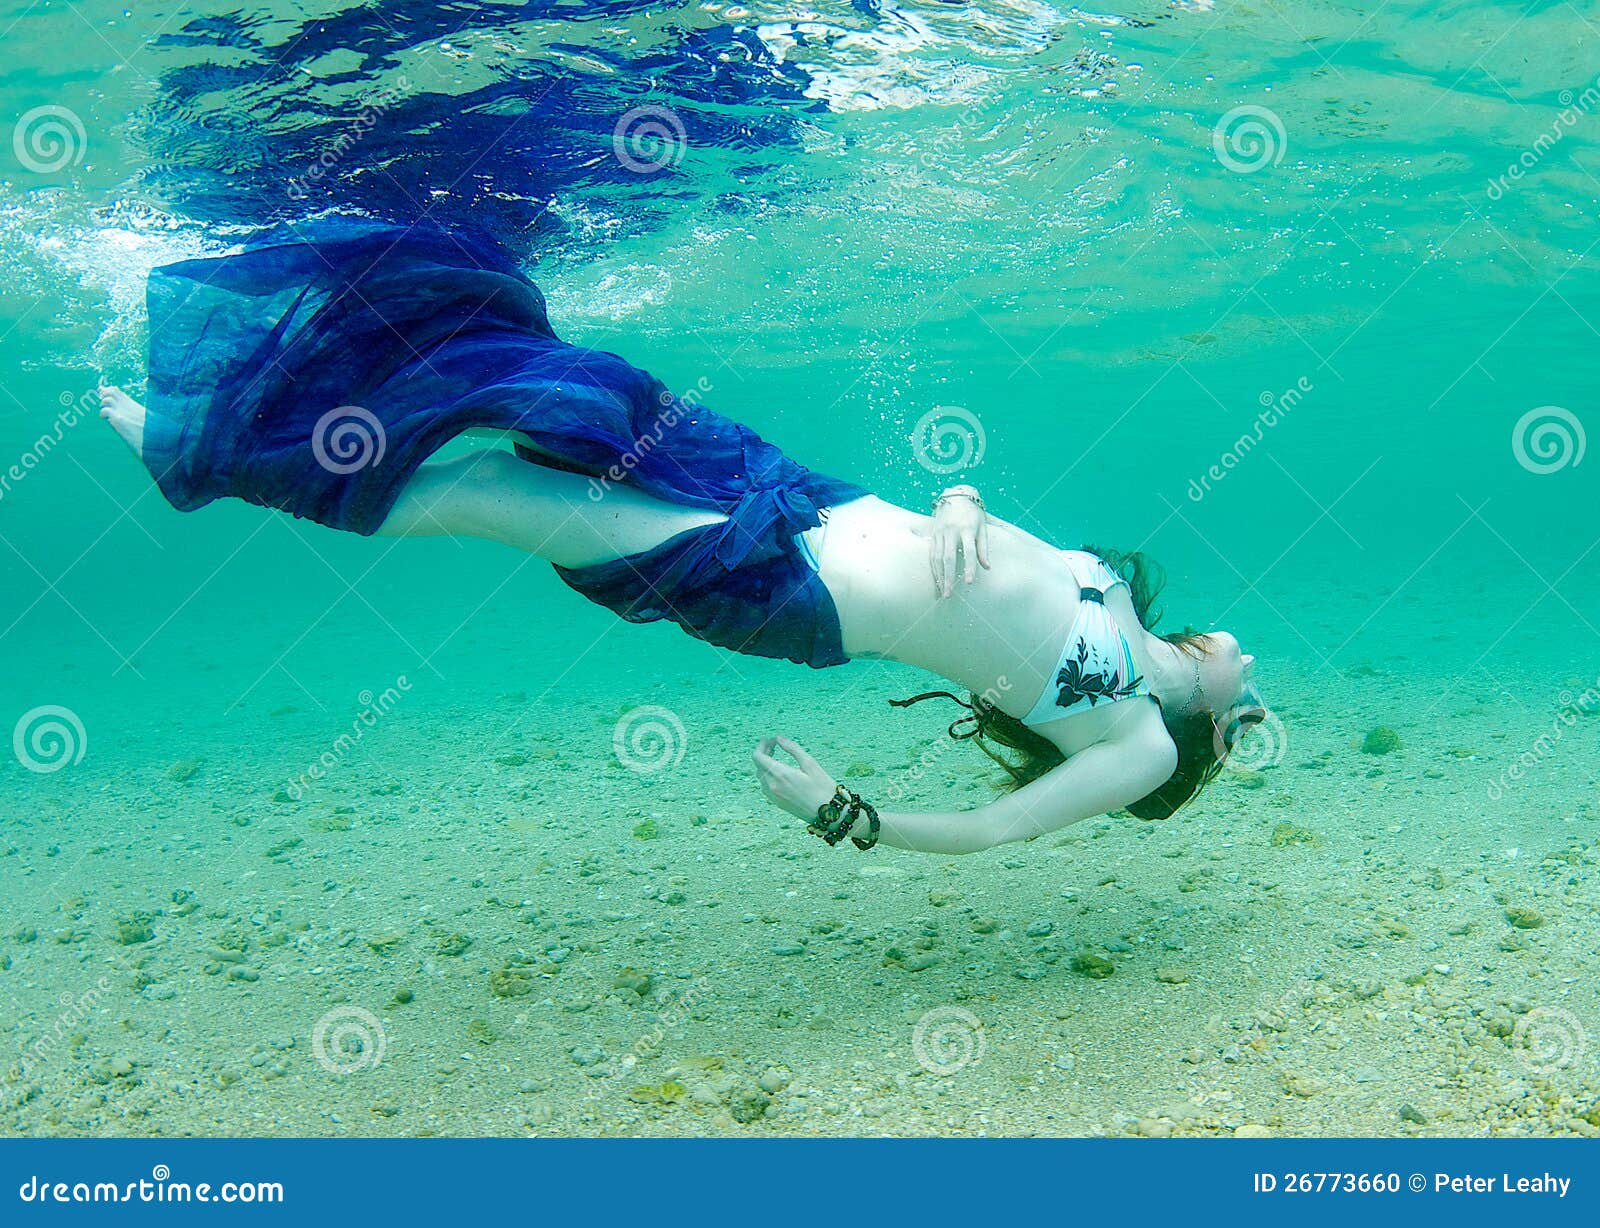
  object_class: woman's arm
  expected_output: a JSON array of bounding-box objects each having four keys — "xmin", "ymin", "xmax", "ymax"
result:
[
  {"xmin": 752, "ymin": 711, "xmax": 1176, "ymax": 856},
  {"xmin": 874, "ymin": 732, "xmax": 1174, "ymax": 853}
]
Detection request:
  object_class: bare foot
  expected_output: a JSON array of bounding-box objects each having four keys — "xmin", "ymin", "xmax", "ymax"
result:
[{"xmin": 99, "ymin": 385, "xmax": 147, "ymax": 459}]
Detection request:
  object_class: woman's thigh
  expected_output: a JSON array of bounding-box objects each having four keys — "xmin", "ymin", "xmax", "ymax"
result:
[{"xmin": 378, "ymin": 447, "xmax": 726, "ymax": 568}]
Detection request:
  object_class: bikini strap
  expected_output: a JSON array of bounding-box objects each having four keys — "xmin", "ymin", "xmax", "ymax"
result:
[{"xmin": 888, "ymin": 691, "xmax": 983, "ymax": 740}]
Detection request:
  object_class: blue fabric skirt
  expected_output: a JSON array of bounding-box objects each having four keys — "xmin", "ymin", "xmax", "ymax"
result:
[{"xmin": 142, "ymin": 220, "xmax": 869, "ymax": 668}]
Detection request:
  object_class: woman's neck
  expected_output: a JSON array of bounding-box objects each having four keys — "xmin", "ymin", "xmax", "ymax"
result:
[{"xmin": 1134, "ymin": 633, "xmax": 1202, "ymax": 716}]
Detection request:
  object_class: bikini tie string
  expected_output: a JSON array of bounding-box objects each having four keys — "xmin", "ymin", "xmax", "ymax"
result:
[{"xmin": 888, "ymin": 690, "xmax": 983, "ymax": 740}]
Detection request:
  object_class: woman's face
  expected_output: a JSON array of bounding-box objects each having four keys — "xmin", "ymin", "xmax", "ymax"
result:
[
  {"xmin": 1205, "ymin": 631, "xmax": 1264, "ymax": 751},
  {"xmin": 1204, "ymin": 631, "xmax": 1248, "ymax": 706}
]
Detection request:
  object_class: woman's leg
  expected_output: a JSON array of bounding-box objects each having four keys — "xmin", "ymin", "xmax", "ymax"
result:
[
  {"xmin": 100, "ymin": 385, "xmax": 723, "ymax": 569},
  {"xmin": 377, "ymin": 448, "xmax": 726, "ymax": 567}
]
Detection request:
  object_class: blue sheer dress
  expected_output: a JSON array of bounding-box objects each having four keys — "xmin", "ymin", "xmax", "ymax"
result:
[{"xmin": 142, "ymin": 220, "xmax": 868, "ymax": 668}]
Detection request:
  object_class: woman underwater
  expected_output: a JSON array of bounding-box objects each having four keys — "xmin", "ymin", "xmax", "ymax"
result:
[{"xmin": 100, "ymin": 220, "xmax": 1262, "ymax": 855}]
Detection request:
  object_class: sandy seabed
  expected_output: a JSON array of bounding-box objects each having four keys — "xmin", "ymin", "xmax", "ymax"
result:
[{"xmin": 4, "ymin": 566, "xmax": 1597, "ymax": 1139}]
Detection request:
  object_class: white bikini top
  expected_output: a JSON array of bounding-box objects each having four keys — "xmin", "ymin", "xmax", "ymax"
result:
[{"xmin": 1019, "ymin": 551, "xmax": 1150, "ymax": 727}]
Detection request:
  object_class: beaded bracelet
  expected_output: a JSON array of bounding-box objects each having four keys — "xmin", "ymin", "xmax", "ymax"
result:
[
  {"xmin": 848, "ymin": 795, "xmax": 881, "ymax": 851},
  {"xmin": 807, "ymin": 785, "xmax": 881, "ymax": 851}
]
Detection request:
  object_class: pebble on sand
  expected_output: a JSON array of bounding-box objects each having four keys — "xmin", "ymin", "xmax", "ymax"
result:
[
  {"xmin": 1505, "ymin": 906, "xmax": 1544, "ymax": 930},
  {"xmin": 1282, "ymin": 1072, "xmax": 1327, "ymax": 1098},
  {"xmin": 1070, "ymin": 953, "xmax": 1115, "ymax": 979},
  {"xmin": 166, "ymin": 757, "xmax": 204, "ymax": 782},
  {"xmin": 1360, "ymin": 726, "xmax": 1401, "ymax": 755}
]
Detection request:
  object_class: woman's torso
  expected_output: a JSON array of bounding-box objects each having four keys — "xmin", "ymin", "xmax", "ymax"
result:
[{"xmin": 807, "ymin": 495, "xmax": 1148, "ymax": 752}]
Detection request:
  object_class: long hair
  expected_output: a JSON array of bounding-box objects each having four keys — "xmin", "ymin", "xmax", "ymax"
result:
[{"xmin": 891, "ymin": 546, "xmax": 1223, "ymax": 820}]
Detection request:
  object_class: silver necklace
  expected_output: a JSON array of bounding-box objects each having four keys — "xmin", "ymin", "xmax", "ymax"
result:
[{"xmin": 1184, "ymin": 657, "xmax": 1204, "ymax": 712}]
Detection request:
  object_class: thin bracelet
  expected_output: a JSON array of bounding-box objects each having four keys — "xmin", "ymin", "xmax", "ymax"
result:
[{"xmin": 933, "ymin": 487, "xmax": 984, "ymax": 512}]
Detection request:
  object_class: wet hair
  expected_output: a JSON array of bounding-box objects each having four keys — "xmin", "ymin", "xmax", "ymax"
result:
[{"xmin": 890, "ymin": 546, "xmax": 1224, "ymax": 820}]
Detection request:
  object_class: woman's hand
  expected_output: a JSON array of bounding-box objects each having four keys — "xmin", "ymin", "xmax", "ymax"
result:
[
  {"xmin": 752, "ymin": 736, "xmax": 838, "ymax": 821},
  {"xmin": 930, "ymin": 485, "xmax": 990, "ymax": 597}
]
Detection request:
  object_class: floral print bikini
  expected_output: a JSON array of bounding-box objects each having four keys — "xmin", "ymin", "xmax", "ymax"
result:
[{"xmin": 1019, "ymin": 550, "xmax": 1151, "ymax": 727}]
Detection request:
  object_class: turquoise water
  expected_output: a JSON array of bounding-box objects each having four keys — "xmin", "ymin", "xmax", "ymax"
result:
[{"xmin": 2, "ymin": 0, "xmax": 1597, "ymax": 1136}]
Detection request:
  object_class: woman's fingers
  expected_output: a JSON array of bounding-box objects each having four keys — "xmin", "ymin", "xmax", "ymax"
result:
[
  {"xmin": 752, "ymin": 739, "xmax": 790, "ymax": 785},
  {"xmin": 774, "ymin": 735, "xmax": 820, "ymax": 773},
  {"xmin": 961, "ymin": 529, "xmax": 979, "ymax": 584},
  {"xmin": 929, "ymin": 535, "xmax": 944, "ymax": 596},
  {"xmin": 752, "ymin": 755, "xmax": 788, "ymax": 793},
  {"xmin": 755, "ymin": 737, "xmax": 811, "ymax": 784},
  {"xmin": 976, "ymin": 521, "xmax": 991, "ymax": 569},
  {"xmin": 941, "ymin": 535, "xmax": 958, "ymax": 597}
]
